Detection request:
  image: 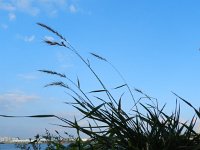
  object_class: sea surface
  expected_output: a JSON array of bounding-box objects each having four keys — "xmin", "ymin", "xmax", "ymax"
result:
[{"xmin": 0, "ymin": 143, "xmax": 69, "ymax": 150}]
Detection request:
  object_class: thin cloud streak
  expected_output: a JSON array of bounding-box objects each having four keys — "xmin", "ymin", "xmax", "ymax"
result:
[
  {"xmin": 24, "ymin": 35, "xmax": 35, "ymax": 42},
  {"xmin": 17, "ymin": 73, "xmax": 38, "ymax": 80},
  {"xmin": 8, "ymin": 13, "xmax": 16, "ymax": 21},
  {"xmin": 14, "ymin": 0, "xmax": 40, "ymax": 16},
  {"xmin": 44, "ymin": 35, "xmax": 54, "ymax": 41},
  {"xmin": 0, "ymin": 0, "xmax": 16, "ymax": 11},
  {"xmin": 0, "ymin": 0, "xmax": 80, "ymax": 19},
  {"xmin": 69, "ymin": 4, "xmax": 77, "ymax": 13},
  {"xmin": 56, "ymin": 51, "xmax": 74, "ymax": 70},
  {"xmin": 16, "ymin": 34, "xmax": 35, "ymax": 42},
  {"xmin": 0, "ymin": 91, "xmax": 39, "ymax": 103},
  {"xmin": 0, "ymin": 24, "xmax": 8, "ymax": 29}
]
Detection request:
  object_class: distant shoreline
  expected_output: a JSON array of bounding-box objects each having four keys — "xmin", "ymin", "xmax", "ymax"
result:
[{"xmin": 0, "ymin": 139, "xmax": 73, "ymax": 144}]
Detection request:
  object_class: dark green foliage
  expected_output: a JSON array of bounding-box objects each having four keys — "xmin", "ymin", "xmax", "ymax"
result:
[
  {"xmin": 15, "ymin": 134, "xmax": 41, "ymax": 150},
  {"xmin": 3, "ymin": 23, "xmax": 200, "ymax": 150},
  {"xmin": 36, "ymin": 23, "xmax": 200, "ymax": 150},
  {"xmin": 15, "ymin": 130, "xmax": 72, "ymax": 150}
]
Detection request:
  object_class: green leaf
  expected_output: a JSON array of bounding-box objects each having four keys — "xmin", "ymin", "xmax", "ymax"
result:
[
  {"xmin": 28, "ymin": 115, "xmax": 55, "ymax": 118},
  {"xmin": 173, "ymin": 92, "xmax": 200, "ymax": 118},
  {"xmin": 113, "ymin": 84, "xmax": 127, "ymax": 90},
  {"xmin": 118, "ymin": 93, "xmax": 124, "ymax": 112},
  {"xmin": 77, "ymin": 76, "xmax": 80, "ymax": 88},
  {"xmin": 0, "ymin": 114, "xmax": 55, "ymax": 118},
  {"xmin": 82, "ymin": 103, "xmax": 105, "ymax": 120},
  {"xmin": 89, "ymin": 90, "xmax": 107, "ymax": 93}
]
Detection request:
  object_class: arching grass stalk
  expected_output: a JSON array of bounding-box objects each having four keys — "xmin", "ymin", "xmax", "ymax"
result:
[
  {"xmin": 89, "ymin": 52, "xmax": 138, "ymax": 110},
  {"xmin": 37, "ymin": 23, "xmax": 118, "ymax": 106}
]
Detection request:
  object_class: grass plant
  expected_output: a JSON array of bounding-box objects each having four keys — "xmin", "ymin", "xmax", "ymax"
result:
[
  {"xmin": 35, "ymin": 23, "xmax": 200, "ymax": 150},
  {"xmin": 2, "ymin": 23, "xmax": 200, "ymax": 150}
]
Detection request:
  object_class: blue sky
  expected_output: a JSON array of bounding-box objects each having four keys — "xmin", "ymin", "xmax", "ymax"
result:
[{"xmin": 1, "ymin": 0, "xmax": 200, "ymax": 138}]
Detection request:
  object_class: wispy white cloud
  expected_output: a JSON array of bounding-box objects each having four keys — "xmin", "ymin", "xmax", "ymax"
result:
[
  {"xmin": 44, "ymin": 35, "xmax": 54, "ymax": 41},
  {"xmin": 69, "ymin": 4, "xmax": 77, "ymax": 13},
  {"xmin": 17, "ymin": 73, "xmax": 37, "ymax": 80},
  {"xmin": 0, "ymin": 91, "xmax": 39, "ymax": 110},
  {"xmin": 0, "ymin": 0, "xmax": 81, "ymax": 19},
  {"xmin": 38, "ymin": 0, "xmax": 67, "ymax": 5},
  {"xmin": 8, "ymin": 12, "xmax": 16, "ymax": 21},
  {"xmin": 16, "ymin": 34, "xmax": 35, "ymax": 42},
  {"xmin": 56, "ymin": 51, "xmax": 73, "ymax": 70},
  {"xmin": 0, "ymin": 23, "xmax": 8, "ymax": 29},
  {"xmin": 56, "ymin": 51, "xmax": 70, "ymax": 63},
  {"xmin": 36, "ymin": 0, "xmax": 69, "ymax": 16},
  {"xmin": 14, "ymin": 0, "xmax": 40, "ymax": 16},
  {"xmin": 24, "ymin": 35, "xmax": 35, "ymax": 42},
  {"xmin": 0, "ymin": 0, "xmax": 16, "ymax": 11},
  {"xmin": 0, "ymin": 0, "xmax": 39, "ymax": 16},
  {"xmin": 49, "ymin": 9, "xmax": 57, "ymax": 16}
]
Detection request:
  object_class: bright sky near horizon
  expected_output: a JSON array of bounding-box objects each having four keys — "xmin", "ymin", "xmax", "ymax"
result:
[{"xmin": 1, "ymin": 0, "xmax": 200, "ymax": 138}]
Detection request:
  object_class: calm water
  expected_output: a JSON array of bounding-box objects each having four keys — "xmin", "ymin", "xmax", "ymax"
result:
[
  {"xmin": 0, "ymin": 143, "xmax": 69, "ymax": 150},
  {"xmin": 0, "ymin": 144, "xmax": 16, "ymax": 150}
]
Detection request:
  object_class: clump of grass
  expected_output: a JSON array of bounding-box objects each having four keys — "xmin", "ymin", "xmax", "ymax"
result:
[
  {"xmin": 21, "ymin": 23, "xmax": 200, "ymax": 149},
  {"xmin": 15, "ymin": 130, "xmax": 72, "ymax": 150}
]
